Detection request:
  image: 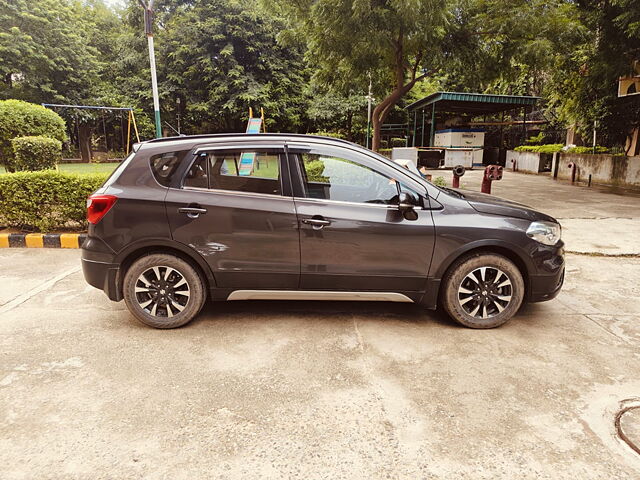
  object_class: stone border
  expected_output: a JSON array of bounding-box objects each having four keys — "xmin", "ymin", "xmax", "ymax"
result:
[{"xmin": 0, "ymin": 233, "xmax": 86, "ymax": 249}]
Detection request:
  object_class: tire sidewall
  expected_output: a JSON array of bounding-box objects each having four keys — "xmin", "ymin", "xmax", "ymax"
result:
[
  {"xmin": 123, "ymin": 254, "xmax": 206, "ymax": 329},
  {"xmin": 443, "ymin": 253, "xmax": 525, "ymax": 329}
]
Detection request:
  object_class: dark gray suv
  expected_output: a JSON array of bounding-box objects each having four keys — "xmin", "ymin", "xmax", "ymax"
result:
[{"xmin": 81, "ymin": 134, "xmax": 564, "ymax": 329}]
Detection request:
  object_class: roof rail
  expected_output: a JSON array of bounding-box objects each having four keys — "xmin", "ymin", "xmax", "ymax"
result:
[{"xmin": 144, "ymin": 132, "xmax": 358, "ymax": 147}]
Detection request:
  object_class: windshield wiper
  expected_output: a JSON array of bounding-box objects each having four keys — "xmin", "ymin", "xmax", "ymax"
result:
[{"xmin": 441, "ymin": 186, "xmax": 465, "ymax": 198}]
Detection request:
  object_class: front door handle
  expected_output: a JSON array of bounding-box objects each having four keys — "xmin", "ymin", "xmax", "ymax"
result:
[
  {"xmin": 302, "ymin": 217, "xmax": 331, "ymax": 229},
  {"xmin": 178, "ymin": 206, "xmax": 207, "ymax": 218}
]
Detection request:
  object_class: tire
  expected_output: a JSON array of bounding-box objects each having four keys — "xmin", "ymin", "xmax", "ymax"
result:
[
  {"xmin": 123, "ymin": 253, "xmax": 206, "ymax": 329},
  {"xmin": 441, "ymin": 253, "xmax": 525, "ymax": 329}
]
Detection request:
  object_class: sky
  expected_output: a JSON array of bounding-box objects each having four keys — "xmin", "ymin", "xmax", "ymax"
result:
[{"xmin": 102, "ymin": 0, "xmax": 125, "ymax": 8}]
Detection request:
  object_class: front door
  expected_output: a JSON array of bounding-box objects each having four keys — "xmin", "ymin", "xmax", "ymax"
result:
[
  {"xmin": 288, "ymin": 144, "xmax": 436, "ymax": 292},
  {"xmin": 166, "ymin": 147, "xmax": 300, "ymax": 289}
]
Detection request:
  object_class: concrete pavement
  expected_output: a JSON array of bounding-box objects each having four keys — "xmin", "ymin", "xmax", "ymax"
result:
[{"xmin": 2, "ymin": 171, "xmax": 640, "ymax": 479}]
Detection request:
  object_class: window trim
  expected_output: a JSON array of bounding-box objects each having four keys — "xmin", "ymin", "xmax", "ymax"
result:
[
  {"xmin": 178, "ymin": 185, "xmax": 295, "ymax": 202},
  {"xmin": 292, "ymin": 195, "xmax": 417, "ymax": 210}
]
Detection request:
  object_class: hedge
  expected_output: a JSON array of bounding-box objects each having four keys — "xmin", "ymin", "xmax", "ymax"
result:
[
  {"xmin": 0, "ymin": 171, "xmax": 108, "ymax": 232},
  {"xmin": 514, "ymin": 144, "xmax": 610, "ymax": 154},
  {"xmin": 514, "ymin": 144, "xmax": 564, "ymax": 154},
  {"xmin": 0, "ymin": 100, "xmax": 66, "ymax": 172},
  {"xmin": 565, "ymin": 146, "xmax": 610, "ymax": 154},
  {"xmin": 12, "ymin": 136, "xmax": 62, "ymax": 171}
]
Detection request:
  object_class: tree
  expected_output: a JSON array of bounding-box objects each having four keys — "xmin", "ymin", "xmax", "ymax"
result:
[
  {"xmin": 540, "ymin": 0, "xmax": 640, "ymax": 147},
  {"xmin": 271, "ymin": 0, "xmax": 448, "ymax": 151},
  {"xmin": 142, "ymin": 0, "xmax": 311, "ymax": 134},
  {"xmin": 0, "ymin": 0, "xmax": 101, "ymax": 104}
]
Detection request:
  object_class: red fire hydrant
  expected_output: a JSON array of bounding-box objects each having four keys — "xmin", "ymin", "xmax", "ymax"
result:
[
  {"xmin": 452, "ymin": 165, "xmax": 465, "ymax": 188},
  {"xmin": 481, "ymin": 165, "xmax": 503, "ymax": 194}
]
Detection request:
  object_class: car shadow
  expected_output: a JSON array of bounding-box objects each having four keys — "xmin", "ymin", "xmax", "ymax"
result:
[{"xmin": 192, "ymin": 299, "xmax": 455, "ymax": 328}]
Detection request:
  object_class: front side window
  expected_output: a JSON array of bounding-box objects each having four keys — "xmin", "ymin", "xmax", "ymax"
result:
[
  {"xmin": 297, "ymin": 152, "xmax": 413, "ymax": 205},
  {"xmin": 184, "ymin": 150, "xmax": 281, "ymax": 196}
]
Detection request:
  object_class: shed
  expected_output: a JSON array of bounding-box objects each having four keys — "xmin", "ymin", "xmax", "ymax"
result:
[{"xmin": 405, "ymin": 92, "xmax": 540, "ymax": 148}]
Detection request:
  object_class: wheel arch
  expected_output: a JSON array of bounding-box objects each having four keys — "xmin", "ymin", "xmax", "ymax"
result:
[
  {"xmin": 423, "ymin": 241, "xmax": 531, "ymax": 310},
  {"xmin": 115, "ymin": 239, "xmax": 216, "ymax": 300}
]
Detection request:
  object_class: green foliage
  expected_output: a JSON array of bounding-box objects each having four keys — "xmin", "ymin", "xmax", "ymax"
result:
[
  {"xmin": 11, "ymin": 136, "xmax": 62, "ymax": 171},
  {"xmin": 156, "ymin": 0, "xmax": 310, "ymax": 133},
  {"xmin": 312, "ymin": 131, "xmax": 346, "ymax": 140},
  {"xmin": 305, "ymin": 160, "xmax": 329, "ymax": 182},
  {"xmin": 515, "ymin": 144, "xmax": 609, "ymax": 155},
  {"xmin": 432, "ymin": 176, "xmax": 447, "ymax": 187},
  {"xmin": 390, "ymin": 137, "xmax": 406, "ymax": 148},
  {"xmin": 514, "ymin": 144, "xmax": 564, "ymax": 154},
  {"xmin": 525, "ymin": 132, "xmax": 546, "ymax": 145},
  {"xmin": 0, "ymin": 100, "xmax": 66, "ymax": 171},
  {"xmin": 0, "ymin": 0, "xmax": 101, "ymax": 104},
  {"xmin": 566, "ymin": 146, "xmax": 610, "ymax": 154},
  {"xmin": 0, "ymin": 171, "xmax": 107, "ymax": 232},
  {"xmin": 378, "ymin": 148, "xmax": 392, "ymax": 158}
]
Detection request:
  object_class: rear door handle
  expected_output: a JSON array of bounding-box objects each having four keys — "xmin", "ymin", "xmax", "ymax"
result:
[
  {"xmin": 302, "ymin": 218, "xmax": 331, "ymax": 229},
  {"xmin": 178, "ymin": 207, "xmax": 207, "ymax": 218}
]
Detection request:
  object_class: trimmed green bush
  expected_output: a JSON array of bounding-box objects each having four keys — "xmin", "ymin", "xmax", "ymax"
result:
[
  {"xmin": 514, "ymin": 144, "xmax": 610, "ymax": 155},
  {"xmin": 566, "ymin": 146, "xmax": 610, "ymax": 154},
  {"xmin": 390, "ymin": 137, "xmax": 406, "ymax": 147},
  {"xmin": 12, "ymin": 136, "xmax": 62, "ymax": 171},
  {"xmin": 0, "ymin": 100, "xmax": 66, "ymax": 171},
  {"xmin": 514, "ymin": 144, "xmax": 564, "ymax": 154},
  {"xmin": 0, "ymin": 171, "xmax": 107, "ymax": 232}
]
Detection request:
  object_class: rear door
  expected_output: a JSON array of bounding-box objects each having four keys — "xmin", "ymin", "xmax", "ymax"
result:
[
  {"xmin": 165, "ymin": 144, "xmax": 300, "ymax": 289},
  {"xmin": 287, "ymin": 143, "xmax": 436, "ymax": 292}
]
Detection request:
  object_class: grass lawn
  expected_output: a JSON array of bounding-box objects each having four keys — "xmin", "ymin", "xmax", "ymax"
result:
[{"xmin": 0, "ymin": 162, "xmax": 120, "ymax": 175}]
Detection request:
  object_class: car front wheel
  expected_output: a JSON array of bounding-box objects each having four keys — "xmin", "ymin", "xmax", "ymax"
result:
[
  {"xmin": 441, "ymin": 253, "xmax": 525, "ymax": 329},
  {"xmin": 123, "ymin": 253, "xmax": 206, "ymax": 329}
]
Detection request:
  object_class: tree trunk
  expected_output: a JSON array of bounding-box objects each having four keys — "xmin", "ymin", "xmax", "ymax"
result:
[
  {"xmin": 78, "ymin": 125, "xmax": 93, "ymax": 162},
  {"xmin": 371, "ymin": 79, "xmax": 422, "ymax": 151}
]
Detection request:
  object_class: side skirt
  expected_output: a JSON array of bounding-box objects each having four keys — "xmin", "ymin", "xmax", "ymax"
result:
[{"xmin": 226, "ymin": 290, "xmax": 414, "ymax": 303}]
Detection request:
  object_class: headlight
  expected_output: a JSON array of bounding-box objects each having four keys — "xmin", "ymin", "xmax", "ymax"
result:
[{"xmin": 526, "ymin": 221, "xmax": 561, "ymax": 246}]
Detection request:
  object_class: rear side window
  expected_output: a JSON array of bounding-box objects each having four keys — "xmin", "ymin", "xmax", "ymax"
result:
[
  {"xmin": 150, "ymin": 150, "xmax": 190, "ymax": 187},
  {"xmin": 184, "ymin": 150, "xmax": 282, "ymax": 196}
]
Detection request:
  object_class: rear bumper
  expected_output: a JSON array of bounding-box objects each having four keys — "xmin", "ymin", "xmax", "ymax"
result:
[{"xmin": 81, "ymin": 255, "xmax": 121, "ymax": 302}]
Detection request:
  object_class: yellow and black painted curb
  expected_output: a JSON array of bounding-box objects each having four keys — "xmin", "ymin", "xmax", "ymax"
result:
[{"xmin": 0, "ymin": 233, "xmax": 86, "ymax": 249}]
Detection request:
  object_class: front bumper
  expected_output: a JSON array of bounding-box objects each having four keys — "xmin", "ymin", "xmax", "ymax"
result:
[
  {"xmin": 529, "ymin": 266, "xmax": 565, "ymax": 302},
  {"xmin": 527, "ymin": 241, "xmax": 565, "ymax": 303}
]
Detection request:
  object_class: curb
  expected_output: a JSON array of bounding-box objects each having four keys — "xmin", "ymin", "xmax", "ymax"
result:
[{"xmin": 0, "ymin": 233, "xmax": 86, "ymax": 249}]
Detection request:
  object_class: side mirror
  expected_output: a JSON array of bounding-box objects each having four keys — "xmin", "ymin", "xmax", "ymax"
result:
[{"xmin": 398, "ymin": 191, "xmax": 417, "ymax": 212}]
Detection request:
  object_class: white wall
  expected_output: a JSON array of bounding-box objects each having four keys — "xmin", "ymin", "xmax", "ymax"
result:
[{"xmin": 506, "ymin": 151, "xmax": 543, "ymax": 173}]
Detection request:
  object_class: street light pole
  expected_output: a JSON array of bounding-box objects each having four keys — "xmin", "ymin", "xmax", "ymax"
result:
[
  {"xmin": 138, "ymin": 0, "xmax": 162, "ymax": 138},
  {"xmin": 365, "ymin": 74, "xmax": 373, "ymax": 150}
]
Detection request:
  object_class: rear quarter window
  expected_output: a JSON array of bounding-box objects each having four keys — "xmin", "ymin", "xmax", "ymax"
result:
[
  {"xmin": 150, "ymin": 150, "xmax": 191, "ymax": 187},
  {"xmin": 101, "ymin": 152, "xmax": 135, "ymax": 189}
]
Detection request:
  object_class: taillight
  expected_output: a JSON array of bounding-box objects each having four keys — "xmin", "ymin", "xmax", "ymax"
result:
[{"xmin": 87, "ymin": 194, "xmax": 117, "ymax": 224}]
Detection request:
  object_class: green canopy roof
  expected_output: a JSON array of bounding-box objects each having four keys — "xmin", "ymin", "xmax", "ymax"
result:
[{"xmin": 406, "ymin": 91, "xmax": 540, "ymax": 115}]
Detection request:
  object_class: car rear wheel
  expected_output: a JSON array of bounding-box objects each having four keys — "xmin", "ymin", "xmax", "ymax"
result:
[
  {"xmin": 441, "ymin": 253, "xmax": 524, "ymax": 329},
  {"xmin": 123, "ymin": 253, "xmax": 206, "ymax": 329}
]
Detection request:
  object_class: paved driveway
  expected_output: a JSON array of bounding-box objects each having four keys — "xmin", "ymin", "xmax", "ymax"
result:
[{"xmin": 1, "ymin": 171, "xmax": 640, "ymax": 479}]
